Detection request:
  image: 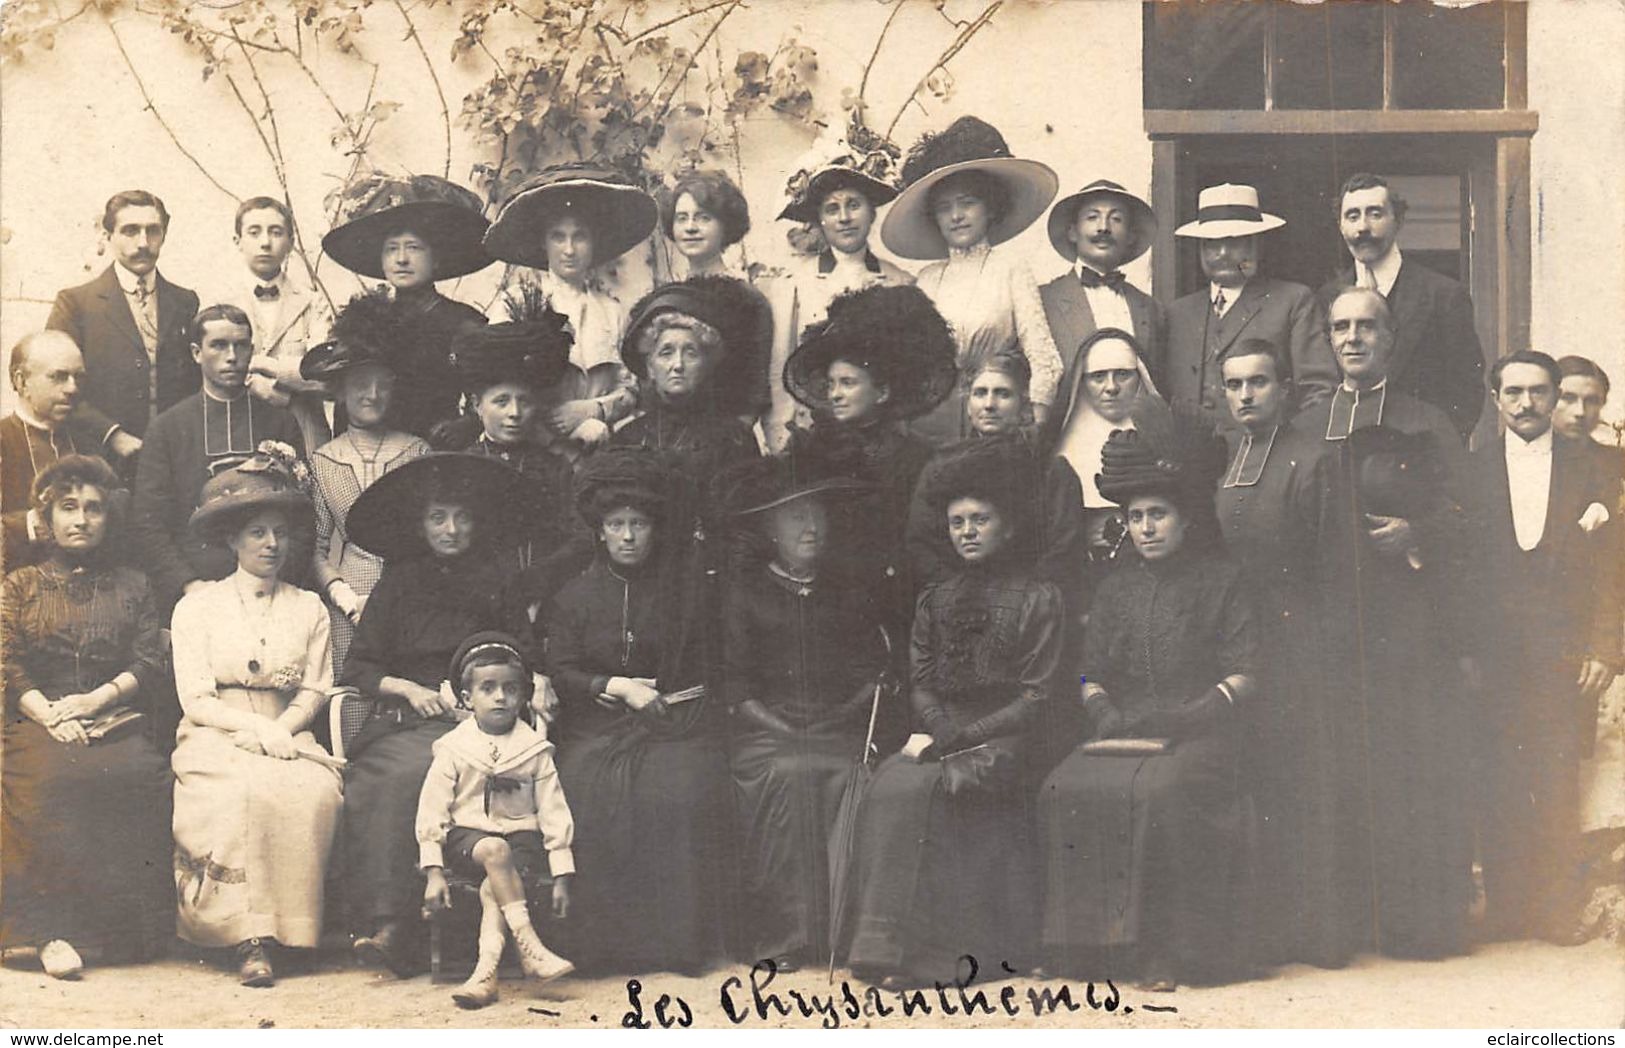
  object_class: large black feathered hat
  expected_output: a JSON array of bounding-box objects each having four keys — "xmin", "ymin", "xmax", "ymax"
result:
[
  {"xmin": 621, "ymin": 275, "xmax": 772, "ymax": 418},
  {"xmin": 572, "ymin": 445, "xmax": 674, "ymax": 529},
  {"xmin": 300, "ymin": 288, "xmax": 411, "ymax": 389},
  {"xmin": 716, "ymin": 451, "xmax": 873, "ymax": 520},
  {"xmin": 879, "ymin": 115, "xmax": 1057, "ymax": 260},
  {"xmin": 483, "ymin": 163, "xmax": 659, "ymax": 270},
  {"xmin": 346, "ymin": 452, "xmax": 524, "ymax": 561},
  {"xmin": 322, "ymin": 174, "xmax": 494, "ymax": 281},
  {"xmin": 1096, "ymin": 403, "xmax": 1227, "ymax": 517},
  {"xmin": 918, "ymin": 436, "xmax": 1043, "ymax": 554},
  {"xmin": 449, "ymin": 286, "xmax": 575, "ymax": 396},
  {"xmin": 783, "ymin": 284, "xmax": 958, "ymax": 421}
]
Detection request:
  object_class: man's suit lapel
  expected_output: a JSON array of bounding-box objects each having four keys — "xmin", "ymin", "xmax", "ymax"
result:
[
  {"xmin": 1208, "ymin": 280, "xmax": 1268, "ymax": 360},
  {"xmin": 1126, "ymin": 287, "xmax": 1153, "ymax": 350},
  {"xmin": 94, "ymin": 266, "xmax": 144, "ymax": 352},
  {"xmin": 1050, "ymin": 279, "xmax": 1096, "ymax": 372},
  {"xmin": 1382, "ymin": 263, "xmax": 1422, "ymax": 383},
  {"xmin": 156, "ymin": 274, "xmax": 190, "ymax": 347}
]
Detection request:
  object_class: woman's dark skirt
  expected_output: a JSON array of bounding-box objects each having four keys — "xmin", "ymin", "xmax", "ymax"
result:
[
  {"xmin": 842, "ymin": 742, "xmax": 1038, "ymax": 985},
  {"xmin": 1037, "ymin": 735, "xmax": 1247, "ymax": 984},
  {"xmin": 554, "ymin": 727, "xmax": 734, "ymax": 974},
  {"xmin": 1, "ymin": 719, "xmax": 173, "ymax": 956},
  {"xmin": 340, "ymin": 716, "xmax": 457, "ymax": 931},
  {"xmin": 730, "ymin": 727, "xmax": 863, "ymax": 965}
]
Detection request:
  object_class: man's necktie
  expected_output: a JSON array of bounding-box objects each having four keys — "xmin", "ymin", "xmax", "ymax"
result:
[
  {"xmin": 130, "ymin": 279, "xmax": 159, "ymax": 346},
  {"xmin": 1079, "ymin": 268, "xmax": 1127, "ymax": 291},
  {"xmin": 254, "ymin": 284, "xmax": 280, "ymax": 301},
  {"xmin": 1212, "ymin": 290, "xmax": 1227, "ymax": 317}
]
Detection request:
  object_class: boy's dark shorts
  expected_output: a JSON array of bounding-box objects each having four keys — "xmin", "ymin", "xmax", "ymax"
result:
[{"xmin": 444, "ymin": 827, "xmax": 549, "ymax": 882}]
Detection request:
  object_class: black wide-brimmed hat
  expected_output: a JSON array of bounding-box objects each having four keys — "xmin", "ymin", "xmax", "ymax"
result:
[
  {"xmin": 1095, "ymin": 404, "xmax": 1227, "ymax": 511},
  {"xmin": 620, "ymin": 275, "xmax": 772, "ymax": 417},
  {"xmin": 716, "ymin": 452, "xmax": 873, "ymax": 519},
  {"xmin": 880, "ymin": 116, "xmax": 1058, "ymax": 260},
  {"xmin": 572, "ymin": 445, "xmax": 674, "ymax": 529},
  {"xmin": 783, "ymin": 284, "xmax": 958, "ymax": 421},
  {"xmin": 346, "ymin": 452, "xmax": 524, "ymax": 561},
  {"xmin": 187, "ymin": 444, "xmax": 314, "ymax": 542},
  {"xmin": 777, "ymin": 114, "xmax": 902, "ymax": 224},
  {"xmin": 322, "ymin": 175, "xmax": 494, "ymax": 281},
  {"xmin": 301, "ymin": 288, "xmax": 411, "ymax": 388},
  {"xmin": 449, "ymin": 289, "xmax": 575, "ymax": 396},
  {"xmin": 483, "ymin": 163, "xmax": 659, "ymax": 270},
  {"xmin": 1346, "ymin": 424, "xmax": 1446, "ymax": 521},
  {"xmin": 1046, "ymin": 178, "xmax": 1156, "ymax": 264}
]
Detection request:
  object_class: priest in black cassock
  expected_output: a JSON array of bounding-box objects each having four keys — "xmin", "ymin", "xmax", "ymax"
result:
[{"xmin": 131, "ymin": 304, "xmax": 305, "ymax": 609}]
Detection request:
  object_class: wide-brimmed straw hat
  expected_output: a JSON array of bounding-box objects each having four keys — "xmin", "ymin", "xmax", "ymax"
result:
[
  {"xmin": 483, "ymin": 163, "xmax": 658, "ymax": 270},
  {"xmin": 1046, "ymin": 178, "xmax": 1157, "ymax": 263},
  {"xmin": 449, "ymin": 290, "xmax": 575, "ymax": 396},
  {"xmin": 1174, "ymin": 183, "xmax": 1286, "ymax": 239},
  {"xmin": 620, "ymin": 275, "xmax": 772, "ymax": 417},
  {"xmin": 322, "ymin": 175, "xmax": 494, "ymax": 280},
  {"xmin": 783, "ymin": 284, "xmax": 958, "ymax": 422},
  {"xmin": 777, "ymin": 114, "xmax": 902, "ymax": 224},
  {"xmin": 300, "ymin": 288, "xmax": 410, "ymax": 389},
  {"xmin": 879, "ymin": 116, "xmax": 1058, "ymax": 261},
  {"xmin": 187, "ymin": 444, "xmax": 314, "ymax": 542},
  {"xmin": 346, "ymin": 452, "xmax": 524, "ymax": 561}
]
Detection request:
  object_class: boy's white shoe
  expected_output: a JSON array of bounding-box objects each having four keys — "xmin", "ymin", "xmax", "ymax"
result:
[
  {"xmin": 40, "ymin": 940, "xmax": 83, "ymax": 980},
  {"xmin": 451, "ymin": 882, "xmax": 506, "ymax": 1009},
  {"xmin": 500, "ymin": 901, "xmax": 574, "ymax": 983}
]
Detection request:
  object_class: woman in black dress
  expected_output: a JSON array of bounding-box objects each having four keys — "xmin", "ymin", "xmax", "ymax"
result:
[
  {"xmin": 719, "ymin": 455, "xmax": 890, "ymax": 971},
  {"xmin": 335, "ymin": 453, "xmax": 534, "ymax": 976},
  {"xmin": 842, "ymin": 438, "xmax": 1064, "ymax": 986},
  {"xmin": 1, "ymin": 456, "xmax": 172, "ymax": 979},
  {"xmin": 1038, "ymin": 411, "xmax": 1257, "ymax": 991},
  {"xmin": 544, "ymin": 447, "xmax": 734, "ymax": 973}
]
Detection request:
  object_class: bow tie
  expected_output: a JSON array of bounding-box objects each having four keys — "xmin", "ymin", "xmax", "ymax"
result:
[
  {"xmin": 254, "ymin": 284, "xmax": 280, "ymax": 301},
  {"xmin": 1079, "ymin": 268, "xmax": 1126, "ymax": 291}
]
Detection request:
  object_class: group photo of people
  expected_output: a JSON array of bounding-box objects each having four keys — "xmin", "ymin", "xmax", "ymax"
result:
[{"xmin": 1, "ymin": 1, "xmax": 1622, "ymax": 1027}]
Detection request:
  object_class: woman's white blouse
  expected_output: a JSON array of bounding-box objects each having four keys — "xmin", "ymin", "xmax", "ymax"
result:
[{"xmin": 170, "ymin": 571, "xmax": 333, "ymax": 718}]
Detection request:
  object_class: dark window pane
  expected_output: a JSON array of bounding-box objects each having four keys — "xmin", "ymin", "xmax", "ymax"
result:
[
  {"xmin": 1392, "ymin": 0, "xmax": 1506, "ymax": 109},
  {"xmin": 1274, "ymin": 2, "xmax": 1383, "ymax": 110},
  {"xmin": 1145, "ymin": 1, "xmax": 1266, "ymax": 110}
]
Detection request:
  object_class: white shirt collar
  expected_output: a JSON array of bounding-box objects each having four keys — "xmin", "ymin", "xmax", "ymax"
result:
[
  {"xmin": 1362, "ymin": 246, "xmax": 1404, "ymax": 296},
  {"xmin": 13, "ymin": 402, "xmax": 55, "ymax": 432},
  {"xmin": 113, "ymin": 260, "xmax": 155, "ymax": 295},
  {"xmin": 1340, "ymin": 377, "xmax": 1388, "ymax": 394},
  {"xmin": 1209, "ymin": 281, "xmax": 1247, "ymax": 313},
  {"xmin": 1505, "ymin": 428, "xmax": 1554, "ymax": 457},
  {"xmin": 1074, "ymin": 259, "xmax": 1124, "ymax": 284}
]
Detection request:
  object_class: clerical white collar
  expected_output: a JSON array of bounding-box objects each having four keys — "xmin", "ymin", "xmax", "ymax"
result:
[
  {"xmin": 13, "ymin": 402, "xmax": 55, "ymax": 432},
  {"xmin": 203, "ymin": 387, "xmax": 250, "ymax": 404},
  {"xmin": 1340, "ymin": 377, "xmax": 1388, "ymax": 394}
]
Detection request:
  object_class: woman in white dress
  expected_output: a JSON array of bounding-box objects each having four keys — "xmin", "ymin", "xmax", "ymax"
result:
[
  {"xmin": 765, "ymin": 116, "xmax": 914, "ymax": 452},
  {"xmin": 880, "ymin": 116, "xmax": 1063, "ymax": 447},
  {"xmin": 169, "ymin": 447, "xmax": 342, "ymax": 988},
  {"xmin": 301, "ymin": 290, "xmax": 432, "ymax": 676}
]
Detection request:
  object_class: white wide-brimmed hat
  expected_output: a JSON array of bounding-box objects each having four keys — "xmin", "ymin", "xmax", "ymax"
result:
[{"xmin": 1173, "ymin": 183, "xmax": 1286, "ymax": 239}]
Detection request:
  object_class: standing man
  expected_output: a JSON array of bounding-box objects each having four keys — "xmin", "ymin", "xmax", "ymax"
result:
[
  {"xmin": 1554, "ymin": 356, "xmax": 1622, "ymax": 468},
  {"xmin": 1039, "ymin": 178, "xmax": 1167, "ymax": 390},
  {"xmin": 46, "ymin": 190, "xmax": 200, "ymax": 459},
  {"xmin": 131, "ymin": 304, "xmax": 305, "ymax": 609},
  {"xmin": 1167, "ymin": 184, "xmax": 1337, "ymax": 426},
  {"xmin": 1318, "ymin": 172, "xmax": 1485, "ymax": 440},
  {"xmin": 1, "ymin": 331, "xmax": 105, "ymax": 566},
  {"xmin": 1461, "ymin": 351, "xmax": 1620, "ymax": 944},
  {"xmin": 200, "ymin": 196, "xmax": 332, "ymax": 452}
]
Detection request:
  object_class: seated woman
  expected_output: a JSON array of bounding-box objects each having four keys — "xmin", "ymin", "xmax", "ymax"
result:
[
  {"xmin": 169, "ymin": 448, "xmax": 343, "ymax": 987},
  {"xmin": 545, "ymin": 447, "xmax": 734, "ymax": 973},
  {"xmin": 781, "ymin": 284, "xmax": 957, "ymax": 647},
  {"xmin": 879, "ymin": 116, "xmax": 1063, "ymax": 445},
  {"xmin": 336, "ymin": 453, "xmax": 535, "ymax": 976},
  {"xmin": 843, "ymin": 438, "xmax": 1064, "ymax": 987},
  {"xmin": 1, "ymin": 456, "xmax": 173, "ymax": 980},
  {"xmin": 302, "ymin": 290, "xmax": 433, "ymax": 677},
  {"xmin": 483, "ymin": 163, "xmax": 660, "ymax": 451},
  {"xmin": 719, "ymin": 455, "xmax": 889, "ymax": 971},
  {"xmin": 1038, "ymin": 411, "xmax": 1256, "ymax": 991}
]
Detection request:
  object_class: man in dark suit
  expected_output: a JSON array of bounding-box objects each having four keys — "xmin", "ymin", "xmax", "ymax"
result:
[
  {"xmin": 1317, "ymin": 172, "xmax": 1485, "ymax": 440},
  {"xmin": 46, "ymin": 189, "xmax": 200, "ymax": 460},
  {"xmin": 1039, "ymin": 179, "xmax": 1167, "ymax": 399},
  {"xmin": 1166, "ymin": 183, "xmax": 1337, "ymax": 426},
  {"xmin": 1, "ymin": 330, "xmax": 107, "ymax": 566},
  {"xmin": 1462, "ymin": 350, "xmax": 1621, "ymax": 944}
]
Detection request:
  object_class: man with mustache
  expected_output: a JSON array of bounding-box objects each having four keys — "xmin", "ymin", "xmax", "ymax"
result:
[
  {"xmin": 199, "ymin": 195, "xmax": 332, "ymax": 452},
  {"xmin": 1459, "ymin": 350, "xmax": 1620, "ymax": 945},
  {"xmin": 1165, "ymin": 184, "xmax": 1337, "ymax": 429},
  {"xmin": 1317, "ymin": 172, "xmax": 1486, "ymax": 441},
  {"xmin": 1039, "ymin": 179, "xmax": 1167, "ymax": 401},
  {"xmin": 46, "ymin": 189, "xmax": 201, "ymax": 462},
  {"xmin": 131, "ymin": 304, "xmax": 306, "ymax": 609},
  {"xmin": 1, "ymin": 330, "xmax": 106, "ymax": 567}
]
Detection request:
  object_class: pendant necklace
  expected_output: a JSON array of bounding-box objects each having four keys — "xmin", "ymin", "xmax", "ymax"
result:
[{"xmin": 235, "ymin": 576, "xmax": 277, "ymax": 675}]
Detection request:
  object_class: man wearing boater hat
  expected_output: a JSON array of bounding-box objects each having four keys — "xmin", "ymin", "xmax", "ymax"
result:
[
  {"xmin": 1039, "ymin": 178, "xmax": 1166, "ymax": 393},
  {"xmin": 1166, "ymin": 184, "xmax": 1337, "ymax": 426}
]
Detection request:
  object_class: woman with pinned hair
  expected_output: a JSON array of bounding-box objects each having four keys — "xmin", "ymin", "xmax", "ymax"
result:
[
  {"xmin": 168, "ymin": 448, "xmax": 343, "ymax": 987},
  {"xmin": 1038, "ymin": 409, "xmax": 1257, "ymax": 992},
  {"xmin": 880, "ymin": 116, "xmax": 1064, "ymax": 445},
  {"xmin": 659, "ymin": 169, "xmax": 752, "ymax": 281},
  {"xmin": 841, "ymin": 437, "xmax": 1065, "ymax": 987},
  {"xmin": 544, "ymin": 447, "xmax": 735, "ymax": 973},
  {"xmin": 1, "ymin": 456, "xmax": 173, "ymax": 980},
  {"xmin": 301, "ymin": 290, "xmax": 433, "ymax": 676}
]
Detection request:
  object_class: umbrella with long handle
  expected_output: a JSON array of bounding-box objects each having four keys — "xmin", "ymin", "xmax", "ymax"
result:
[{"xmin": 826, "ymin": 625, "xmax": 893, "ymax": 980}]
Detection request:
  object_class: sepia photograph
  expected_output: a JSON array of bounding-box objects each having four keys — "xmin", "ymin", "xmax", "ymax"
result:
[{"xmin": 0, "ymin": 0, "xmax": 1621, "ymax": 1033}]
